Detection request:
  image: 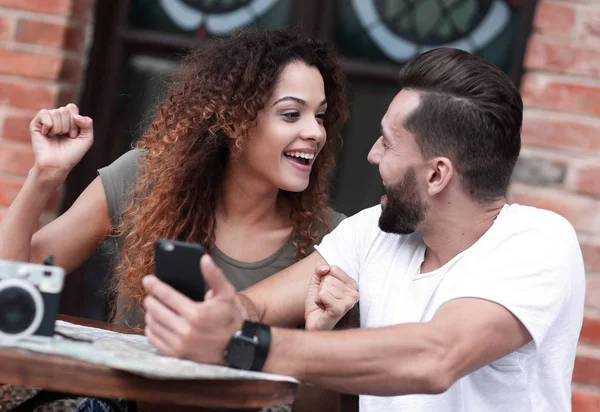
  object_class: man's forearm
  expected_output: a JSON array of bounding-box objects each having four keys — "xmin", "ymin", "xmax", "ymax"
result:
[
  {"xmin": 0, "ymin": 166, "xmax": 63, "ymax": 262},
  {"xmin": 264, "ymin": 323, "xmax": 450, "ymax": 396}
]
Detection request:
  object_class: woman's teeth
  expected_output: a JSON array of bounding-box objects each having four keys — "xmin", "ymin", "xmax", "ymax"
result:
[{"xmin": 284, "ymin": 151, "xmax": 315, "ymax": 160}]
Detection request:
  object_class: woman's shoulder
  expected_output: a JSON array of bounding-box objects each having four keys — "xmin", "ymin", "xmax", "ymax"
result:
[
  {"xmin": 101, "ymin": 149, "xmax": 143, "ymax": 173},
  {"xmin": 98, "ymin": 149, "xmax": 145, "ymax": 228},
  {"xmin": 327, "ymin": 207, "xmax": 347, "ymax": 230}
]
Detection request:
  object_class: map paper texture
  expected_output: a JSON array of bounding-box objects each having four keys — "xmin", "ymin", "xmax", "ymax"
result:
[{"xmin": 0, "ymin": 320, "xmax": 298, "ymax": 383}]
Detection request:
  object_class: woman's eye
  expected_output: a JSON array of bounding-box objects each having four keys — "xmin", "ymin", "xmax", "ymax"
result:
[
  {"xmin": 316, "ymin": 113, "xmax": 326, "ymax": 124},
  {"xmin": 282, "ymin": 112, "xmax": 300, "ymax": 121}
]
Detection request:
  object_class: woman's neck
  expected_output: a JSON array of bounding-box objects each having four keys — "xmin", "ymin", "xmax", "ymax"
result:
[
  {"xmin": 218, "ymin": 166, "xmax": 285, "ymax": 228},
  {"xmin": 214, "ymin": 166, "xmax": 293, "ymax": 262}
]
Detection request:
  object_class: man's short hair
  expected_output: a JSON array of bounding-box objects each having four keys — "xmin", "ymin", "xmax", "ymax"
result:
[{"xmin": 399, "ymin": 48, "xmax": 523, "ymax": 203}]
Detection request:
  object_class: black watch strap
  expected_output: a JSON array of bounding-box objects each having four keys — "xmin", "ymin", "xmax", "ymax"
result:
[{"xmin": 242, "ymin": 321, "xmax": 271, "ymax": 371}]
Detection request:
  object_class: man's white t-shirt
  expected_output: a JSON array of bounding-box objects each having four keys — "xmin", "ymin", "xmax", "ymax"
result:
[{"xmin": 315, "ymin": 203, "xmax": 585, "ymax": 412}]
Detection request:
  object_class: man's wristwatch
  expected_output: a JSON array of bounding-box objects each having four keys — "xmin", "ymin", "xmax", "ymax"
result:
[{"xmin": 224, "ymin": 321, "xmax": 271, "ymax": 371}]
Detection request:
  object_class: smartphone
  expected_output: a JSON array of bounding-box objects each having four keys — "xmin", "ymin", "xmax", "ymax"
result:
[{"xmin": 154, "ymin": 238, "xmax": 205, "ymax": 301}]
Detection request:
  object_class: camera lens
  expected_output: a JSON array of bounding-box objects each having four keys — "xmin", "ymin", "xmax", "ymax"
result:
[{"xmin": 0, "ymin": 286, "xmax": 37, "ymax": 334}]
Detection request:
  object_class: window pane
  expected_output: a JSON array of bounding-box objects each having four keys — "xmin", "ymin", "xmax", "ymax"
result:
[
  {"xmin": 332, "ymin": 81, "xmax": 399, "ymax": 216},
  {"xmin": 111, "ymin": 52, "xmax": 181, "ymax": 159},
  {"xmin": 335, "ymin": 0, "xmax": 525, "ymax": 73},
  {"xmin": 129, "ymin": 0, "xmax": 292, "ymax": 37}
]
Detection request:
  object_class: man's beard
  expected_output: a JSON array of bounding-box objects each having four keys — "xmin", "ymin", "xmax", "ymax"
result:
[{"xmin": 379, "ymin": 167, "xmax": 427, "ymax": 235}]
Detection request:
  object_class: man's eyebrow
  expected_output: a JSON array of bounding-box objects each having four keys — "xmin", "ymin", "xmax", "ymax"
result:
[
  {"xmin": 381, "ymin": 125, "xmax": 393, "ymax": 145},
  {"xmin": 272, "ymin": 96, "xmax": 328, "ymax": 107}
]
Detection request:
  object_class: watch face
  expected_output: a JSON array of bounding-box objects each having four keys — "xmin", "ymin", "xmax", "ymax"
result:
[{"xmin": 225, "ymin": 337, "xmax": 256, "ymax": 370}]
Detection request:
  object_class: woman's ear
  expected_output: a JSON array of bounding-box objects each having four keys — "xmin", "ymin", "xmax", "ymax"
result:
[{"xmin": 426, "ymin": 157, "xmax": 453, "ymax": 196}]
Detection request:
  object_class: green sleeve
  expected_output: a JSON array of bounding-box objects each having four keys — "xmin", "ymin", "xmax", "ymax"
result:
[{"xmin": 98, "ymin": 150, "xmax": 143, "ymax": 230}]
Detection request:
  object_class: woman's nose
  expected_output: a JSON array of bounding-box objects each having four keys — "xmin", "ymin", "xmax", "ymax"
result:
[{"xmin": 300, "ymin": 119, "xmax": 326, "ymax": 143}]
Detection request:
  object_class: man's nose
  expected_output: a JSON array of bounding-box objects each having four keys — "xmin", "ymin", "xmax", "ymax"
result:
[{"xmin": 367, "ymin": 141, "xmax": 381, "ymax": 165}]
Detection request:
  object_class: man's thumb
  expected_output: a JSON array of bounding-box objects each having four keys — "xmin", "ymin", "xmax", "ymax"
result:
[{"xmin": 200, "ymin": 254, "xmax": 234, "ymax": 297}]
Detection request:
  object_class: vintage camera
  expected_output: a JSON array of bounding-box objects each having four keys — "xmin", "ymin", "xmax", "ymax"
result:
[{"xmin": 0, "ymin": 259, "xmax": 65, "ymax": 341}]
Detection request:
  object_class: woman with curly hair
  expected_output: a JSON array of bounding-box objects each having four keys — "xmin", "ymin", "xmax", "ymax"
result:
[{"xmin": 0, "ymin": 29, "xmax": 349, "ymax": 411}]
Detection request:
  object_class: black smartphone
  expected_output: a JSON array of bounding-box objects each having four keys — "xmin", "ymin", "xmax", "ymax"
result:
[{"xmin": 154, "ymin": 239, "xmax": 205, "ymax": 301}]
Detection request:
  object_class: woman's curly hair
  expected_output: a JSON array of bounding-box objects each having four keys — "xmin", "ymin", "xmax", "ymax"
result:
[{"xmin": 112, "ymin": 29, "xmax": 349, "ymax": 320}]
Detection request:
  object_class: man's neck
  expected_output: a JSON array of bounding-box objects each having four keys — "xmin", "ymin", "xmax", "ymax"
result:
[{"xmin": 419, "ymin": 198, "xmax": 506, "ymax": 273}]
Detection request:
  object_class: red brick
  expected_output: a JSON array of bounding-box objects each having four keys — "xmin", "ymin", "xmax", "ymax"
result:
[
  {"xmin": 534, "ymin": 1, "xmax": 576, "ymax": 36},
  {"xmin": 71, "ymin": 0, "xmax": 94, "ymax": 23},
  {"xmin": 507, "ymin": 183, "xmax": 599, "ymax": 233},
  {"xmin": 0, "ymin": 49, "xmax": 63, "ymax": 80},
  {"xmin": 56, "ymin": 86, "xmax": 77, "ymax": 107},
  {"xmin": 525, "ymin": 35, "xmax": 600, "ymax": 78},
  {"xmin": 586, "ymin": 276, "xmax": 600, "ymax": 311},
  {"xmin": 573, "ymin": 388, "xmax": 600, "ymax": 412},
  {"xmin": 0, "ymin": 142, "xmax": 35, "ymax": 176},
  {"xmin": 0, "ymin": 175, "xmax": 25, "ymax": 206},
  {"xmin": 522, "ymin": 113, "xmax": 600, "ymax": 153},
  {"xmin": 15, "ymin": 19, "xmax": 67, "ymax": 49},
  {"xmin": 575, "ymin": 165, "xmax": 600, "ymax": 197},
  {"xmin": 580, "ymin": 9, "xmax": 600, "ymax": 41},
  {"xmin": 59, "ymin": 57, "xmax": 81, "ymax": 82},
  {"xmin": 64, "ymin": 25, "xmax": 85, "ymax": 52},
  {"xmin": 0, "ymin": 0, "xmax": 72, "ymax": 16},
  {"xmin": 0, "ymin": 14, "xmax": 14, "ymax": 41},
  {"xmin": 581, "ymin": 241, "xmax": 600, "ymax": 272},
  {"xmin": 574, "ymin": 352, "xmax": 600, "ymax": 386},
  {"xmin": 581, "ymin": 314, "xmax": 600, "ymax": 345},
  {"xmin": 522, "ymin": 74, "xmax": 600, "ymax": 117},
  {"xmin": 0, "ymin": 80, "xmax": 56, "ymax": 111},
  {"xmin": 2, "ymin": 112, "xmax": 33, "ymax": 142}
]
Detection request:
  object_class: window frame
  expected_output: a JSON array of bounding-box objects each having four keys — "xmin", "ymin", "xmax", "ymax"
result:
[
  {"xmin": 68, "ymin": 0, "xmax": 537, "ymax": 212},
  {"xmin": 59, "ymin": 0, "xmax": 538, "ymax": 314}
]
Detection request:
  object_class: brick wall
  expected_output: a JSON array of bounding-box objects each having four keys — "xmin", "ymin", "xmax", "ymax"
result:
[
  {"xmin": 0, "ymin": 0, "xmax": 94, "ymax": 224},
  {"xmin": 0, "ymin": 0, "xmax": 598, "ymax": 408},
  {"xmin": 508, "ymin": 0, "xmax": 600, "ymax": 410}
]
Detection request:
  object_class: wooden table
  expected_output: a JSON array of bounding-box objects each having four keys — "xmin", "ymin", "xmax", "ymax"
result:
[{"xmin": 0, "ymin": 315, "xmax": 298, "ymax": 409}]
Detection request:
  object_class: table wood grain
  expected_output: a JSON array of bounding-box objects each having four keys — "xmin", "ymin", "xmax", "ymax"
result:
[{"xmin": 0, "ymin": 315, "xmax": 297, "ymax": 409}]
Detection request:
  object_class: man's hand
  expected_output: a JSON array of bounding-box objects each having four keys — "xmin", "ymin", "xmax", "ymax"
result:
[
  {"xmin": 143, "ymin": 254, "xmax": 246, "ymax": 364},
  {"xmin": 305, "ymin": 264, "xmax": 359, "ymax": 331}
]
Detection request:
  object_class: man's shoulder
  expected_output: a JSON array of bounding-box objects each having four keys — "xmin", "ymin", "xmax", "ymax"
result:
[
  {"xmin": 479, "ymin": 203, "xmax": 582, "ymax": 272},
  {"xmin": 499, "ymin": 203, "xmax": 577, "ymax": 242}
]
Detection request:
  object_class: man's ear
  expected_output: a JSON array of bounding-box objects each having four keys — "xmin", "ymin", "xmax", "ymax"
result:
[{"xmin": 425, "ymin": 157, "xmax": 453, "ymax": 196}]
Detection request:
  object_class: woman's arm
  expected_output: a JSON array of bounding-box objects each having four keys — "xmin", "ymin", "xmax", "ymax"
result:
[
  {"xmin": 0, "ymin": 104, "xmax": 111, "ymax": 272},
  {"xmin": 28, "ymin": 176, "xmax": 112, "ymax": 272}
]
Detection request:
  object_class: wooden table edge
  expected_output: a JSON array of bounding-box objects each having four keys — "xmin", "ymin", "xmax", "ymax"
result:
[{"xmin": 0, "ymin": 316, "xmax": 298, "ymax": 408}]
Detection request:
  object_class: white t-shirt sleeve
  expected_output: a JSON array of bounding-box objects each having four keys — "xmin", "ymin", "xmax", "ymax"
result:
[
  {"xmin": 315, "ymin": 206, "xmax": 382, "ymax": 283},
  {"xmin": 446, "ymin": 227, "xmax": 574, "ymax": 350}
]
